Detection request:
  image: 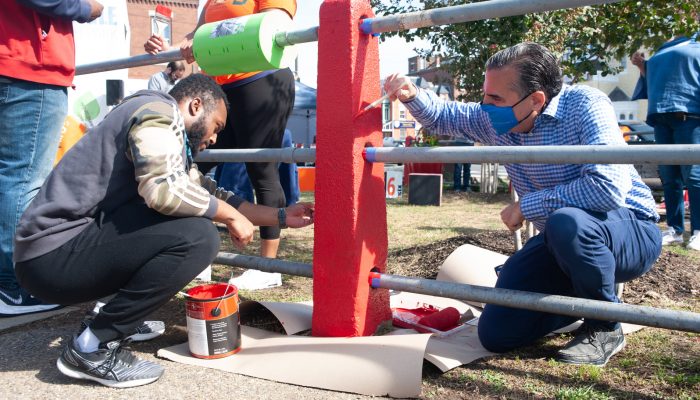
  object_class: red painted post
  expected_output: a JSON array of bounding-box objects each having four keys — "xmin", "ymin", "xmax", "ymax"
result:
[{"xmin": 312, "ymin": 0, "xmax": 391, "ymax": 336}]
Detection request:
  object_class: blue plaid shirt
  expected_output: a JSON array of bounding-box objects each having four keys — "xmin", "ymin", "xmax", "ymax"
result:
[{"xmin": 404, "ymin": 84, "xmax": 659, "ymax": 231}]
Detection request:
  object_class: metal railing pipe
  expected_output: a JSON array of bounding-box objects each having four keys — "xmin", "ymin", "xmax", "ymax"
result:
[
  {"xmin": 274, "ymin": 26, "xmax": 320, "ymax": 47},
  {"xmin": 371, "ymin": 273, "xmax": 700, "ymax": 333},
  {"xmin": 75, "ymin": 28, "xmax": 320, "ymax": 76},
  {"xmin": 361, "ymin": 0, "xmax": 622, "ymax": 34},
  {"xmin": 212, "ymin": 252, "xmax": 700, "ymax": 333},
  {"xmin": 214, "ymin": 252, "xmax": 313, "ymax": 278},
  {"xmin": 76, "ymin": 49, "xmax": 183, "ymax": 76},
  {"xmin": 195, "ymin": 148, "xmax": 316, "ymax": 164},
  {"xmin": 364, "ymin": 145, "xmax": 700, "ymax": 165},
  {"xmin": 76, "ymin": 0, "xmax": 622, "ymax": 75}
]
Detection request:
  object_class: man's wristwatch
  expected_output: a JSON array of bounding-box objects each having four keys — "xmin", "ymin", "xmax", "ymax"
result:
[{"xmin": 278, "ymin": 207, "xmax": 288, "ymax": 229}]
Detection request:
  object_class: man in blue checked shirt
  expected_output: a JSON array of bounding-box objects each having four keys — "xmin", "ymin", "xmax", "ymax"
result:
[{"xmin": 384, "ymin": 43, "xmax": 662, "ymax": 367}]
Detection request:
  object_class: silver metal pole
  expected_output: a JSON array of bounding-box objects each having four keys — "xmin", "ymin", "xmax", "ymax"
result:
[
  {"xmin": 195, "ymin": 148, "xmax": 316, "ymax": 163},
  {"xmin": 214, "ymin": 252, "xmax": 313, "ymax": 278},
  {"xmin": 74, "ymin": 29, "xmax": 320, "ymax": 76},
  {"xmin": 76, "ymin": 0, "xmax": 621, "ymax": 75},
  {"xmin": 373, "ymin": 273, "xmax": 700, "ymax": 333},
  {"xmin": 76, "ymin": 49, "xmax": 183, "ymax": 76},
  {"xmin": 212, "ymin": 252, "xmax": 700, "ymax": 333},
  {"xmin": 364, "ymin": 145, "xmax": 700, "ymax": 165},
  {"xmin": 274, "ymin": 26, "xmax": 319, "ymax": 47},
  {"xmin": 194, "ymin": 145, "xmax": 700, "ymax": 165},
  {"xmin": 362, "ymin": 0, "xmax": 622, "ymax": 34}
]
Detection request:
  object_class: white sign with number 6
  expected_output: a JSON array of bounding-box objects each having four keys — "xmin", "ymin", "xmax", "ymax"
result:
[{"xmin": 385, "ymin": 170, "xmax": 403, "ymax": 199}]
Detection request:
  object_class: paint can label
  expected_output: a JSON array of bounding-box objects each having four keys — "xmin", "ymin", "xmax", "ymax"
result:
[{"xmin": 185, "ymin": 283, "xmax": 242, "ymax": 359}]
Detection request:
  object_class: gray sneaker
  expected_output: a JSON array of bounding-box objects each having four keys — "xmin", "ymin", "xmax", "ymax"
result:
[
  {"xmin": 57, "ymin": 337, "xmax": 164, "ymax": 388},
  {"xmin": 556, "ymin": 323, "xmax": 626, "ymax": 366}
]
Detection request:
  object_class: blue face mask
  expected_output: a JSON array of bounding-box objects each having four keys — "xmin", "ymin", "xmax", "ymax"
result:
[{"xmin": 480, "ymin": 93, "xmax": 533, "ymax": 135}]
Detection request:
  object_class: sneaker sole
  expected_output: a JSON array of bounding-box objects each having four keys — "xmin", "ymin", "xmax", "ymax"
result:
[
  {"xmin": 57, "ymin": 358, "xmax": 161, "ymax": 388},
  {"xmin": 0, "ymin": 303, "xmax": 62, "ymax": 317},
  {"xmin": 557, "ymin": 337, "xmax": 626, "ymax": 367}
]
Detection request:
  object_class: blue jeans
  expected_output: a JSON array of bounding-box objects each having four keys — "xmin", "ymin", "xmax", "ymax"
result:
[
  {"xmin": 214, "ymin": 129, "xmax": 300, "ymax": 206},
  {"xmin": 453, "ymin": 142, "xmax": 473, "ymax": 191},
  {"xmin": 214, "ymin": 162, "xmax": 255, "ymax": 203},
  {"xmin": 0, "ymin": 80, "xmax": 67, "ymax": 287},
  {"xmin": 653, "ymin": 113, "xmax": 700, "ymax": 233},
  {"xmin": 478, "ymin": 207, "xmax": 661, "ymax": 353}
]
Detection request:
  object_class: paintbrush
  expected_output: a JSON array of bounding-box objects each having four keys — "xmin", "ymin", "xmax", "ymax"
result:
[{"xmin": 354, "ymin": 93, "xmax": 390, "ymax": 119}]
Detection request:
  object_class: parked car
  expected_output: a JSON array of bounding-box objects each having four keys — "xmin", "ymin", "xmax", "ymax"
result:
[
  {"xmin": 619, "ymin": 121, "xmax": 661, "ymax": 190},
  {"xmin": 619, "ymin": 121, "xmax": 655, "ymax": 144},
  {"xmin": 382, "ymin": 137, "xmax": 405, "ymax": 147}
]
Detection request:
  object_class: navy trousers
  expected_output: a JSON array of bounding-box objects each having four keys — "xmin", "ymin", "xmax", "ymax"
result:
[{"xmin": 478, "ymin": 207, "xmax": 661, "ymax": 353}]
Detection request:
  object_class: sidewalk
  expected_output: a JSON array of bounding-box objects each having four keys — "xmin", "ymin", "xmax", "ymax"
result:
[{"xmin": 0, "ymin": 300, "xmax": 377, "ymax": 400}]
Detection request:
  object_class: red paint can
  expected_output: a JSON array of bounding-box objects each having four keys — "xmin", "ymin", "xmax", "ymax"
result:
[{"xmin": 185, "ymin": 283, "xmax": 241, "ymax": 359}]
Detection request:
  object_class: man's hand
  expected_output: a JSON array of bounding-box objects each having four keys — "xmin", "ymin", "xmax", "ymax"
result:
[
  {"xmin": 631, "ymin": 51, "xmax": 646, "ymax": 76},
  {"xmin": 214, "ymin": 199, "xmax": 255, "ymax": 249},
  {"xmin": 501, "ymin": 201, "xmax": 525, "ymax": 232},
  {"xmin": 144, "ymin": 34, "xmax": 169, "ymax": 54},
  {"xmin": 86, "ymin": 0, "xmax": 103, "ymax": 22},
  {"xmin": 178, "ymin": 33, "xmax": 196, "ymax": 64},
  {"xmin": 225, "ymin": 217, "xmax": 255, "ymax": 249},
  {"xmin": 383, "ymin": 73, "xmax": 418, "ymax": 102},
  {"xmin": 285, "ymin": 202, "xmax": 314, "ymax": 228}
]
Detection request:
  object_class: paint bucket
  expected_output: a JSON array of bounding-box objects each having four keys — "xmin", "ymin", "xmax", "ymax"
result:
[{"xmin": 185, "ymin": 283, "xmax": 241, "ymax": 359}]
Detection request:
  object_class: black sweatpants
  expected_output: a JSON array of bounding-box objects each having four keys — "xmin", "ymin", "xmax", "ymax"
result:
[
  {"xmin": 16, "ymin": 201, "xmax": 220, "ymax": 343},
  {"xmin": 198, "ymin": 68, "xmax": 295, "ymax": 240}
]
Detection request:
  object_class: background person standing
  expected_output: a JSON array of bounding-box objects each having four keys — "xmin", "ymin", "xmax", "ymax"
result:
[
  {"xmin": 453, "ymin": 139, "xmax": 474, "ymax": 192},
  {"xmin": 0, "ymin": 0, "xmax": 103, "ymax": 316},
  {"xmin": 147, "ymin": 61, "xmax": 186, "ymax": 93},
  {"xmin": 632, "ymin": 32, "xmax": 700, "ymax": 250}
]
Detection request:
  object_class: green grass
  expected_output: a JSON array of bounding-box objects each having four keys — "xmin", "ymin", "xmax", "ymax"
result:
[{"xmin": 555, "ymin": 385, "xmax": 613, "ymax": 400}]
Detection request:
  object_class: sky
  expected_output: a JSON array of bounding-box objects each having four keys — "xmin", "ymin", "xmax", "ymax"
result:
[
  {"xmin": 293, "ymin": 0, "xmax": 428, "ymax": 88},
  {"xmin": 196, "ymin": 0, "xmax": 428, "ymax": 88}
]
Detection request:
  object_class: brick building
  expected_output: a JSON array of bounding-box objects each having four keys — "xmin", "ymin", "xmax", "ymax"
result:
[{"xmin": 126, "ymin": 0, "xmax": 200, "ymax": 80}]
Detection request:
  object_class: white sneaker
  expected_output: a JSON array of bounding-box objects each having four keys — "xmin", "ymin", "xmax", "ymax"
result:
[
  {"xmin": 229, "ymin": 270, "xmax": 282, "ymax": 291},
  {"xmin": 661, "ymin": 229, "xmax": 684, "ymax": 246},
  {"xmin": 687, "ymin": 230, "xmax": 700, "ymax": 251}
]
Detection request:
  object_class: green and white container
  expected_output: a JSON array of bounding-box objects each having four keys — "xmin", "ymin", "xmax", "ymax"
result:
[{"xmin": 193, "ymin": 11, "xmax": 296, "ymax": 76}]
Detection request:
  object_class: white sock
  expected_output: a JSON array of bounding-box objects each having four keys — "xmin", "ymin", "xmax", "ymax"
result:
[
  {"xmin": 92, "ymin": 301, "xmax": 106, "ymax": 315},
  {"xmin": 76, "ymin": 327, "xmax": 100, "ymax": 353}
]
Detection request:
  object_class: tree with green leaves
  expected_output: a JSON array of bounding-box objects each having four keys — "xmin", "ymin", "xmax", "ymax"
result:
[{"xmin": 371, "ymin": 0, "xmax": 700, "ymax": 101}]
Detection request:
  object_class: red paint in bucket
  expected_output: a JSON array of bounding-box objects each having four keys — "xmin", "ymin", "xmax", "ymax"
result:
[{"xmin": 185, "ymin": 283, "xmax": 241, "ymax": 359}]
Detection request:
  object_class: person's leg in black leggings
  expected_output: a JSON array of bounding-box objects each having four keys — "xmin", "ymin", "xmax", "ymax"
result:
[
  {"xmin": 199, "ymin": 68, "xmax": 295, "ymax": 258},
  {"xmin": 16, "ymin": 200, "xmax": 220, "ymax": 343}
]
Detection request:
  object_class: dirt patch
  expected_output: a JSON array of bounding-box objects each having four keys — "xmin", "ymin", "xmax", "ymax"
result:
[{"xmin": 388, "ymin": 231, "xmax": 700, "ymax": 399}]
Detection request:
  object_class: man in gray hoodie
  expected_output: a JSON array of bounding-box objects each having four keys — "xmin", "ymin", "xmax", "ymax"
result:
[{"xmin": 13, "ymin": 74, "xmax": 314, "ymax": 388}]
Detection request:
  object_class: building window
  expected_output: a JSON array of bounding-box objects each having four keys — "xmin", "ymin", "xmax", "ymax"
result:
[
  {"xmin": 150, "ymin": 11, "xmax": 172, "ymax": 46},
  {"xmin": 629, "ymin": 113, "xmax": 634, "ymax": 120},
  {"xmin": 619, "ymin": 114, "xmax": 625, "ymax": 120},
  {"xmin": 382, "ymin": 101, "xmax": 391, "ymax": 124}
]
